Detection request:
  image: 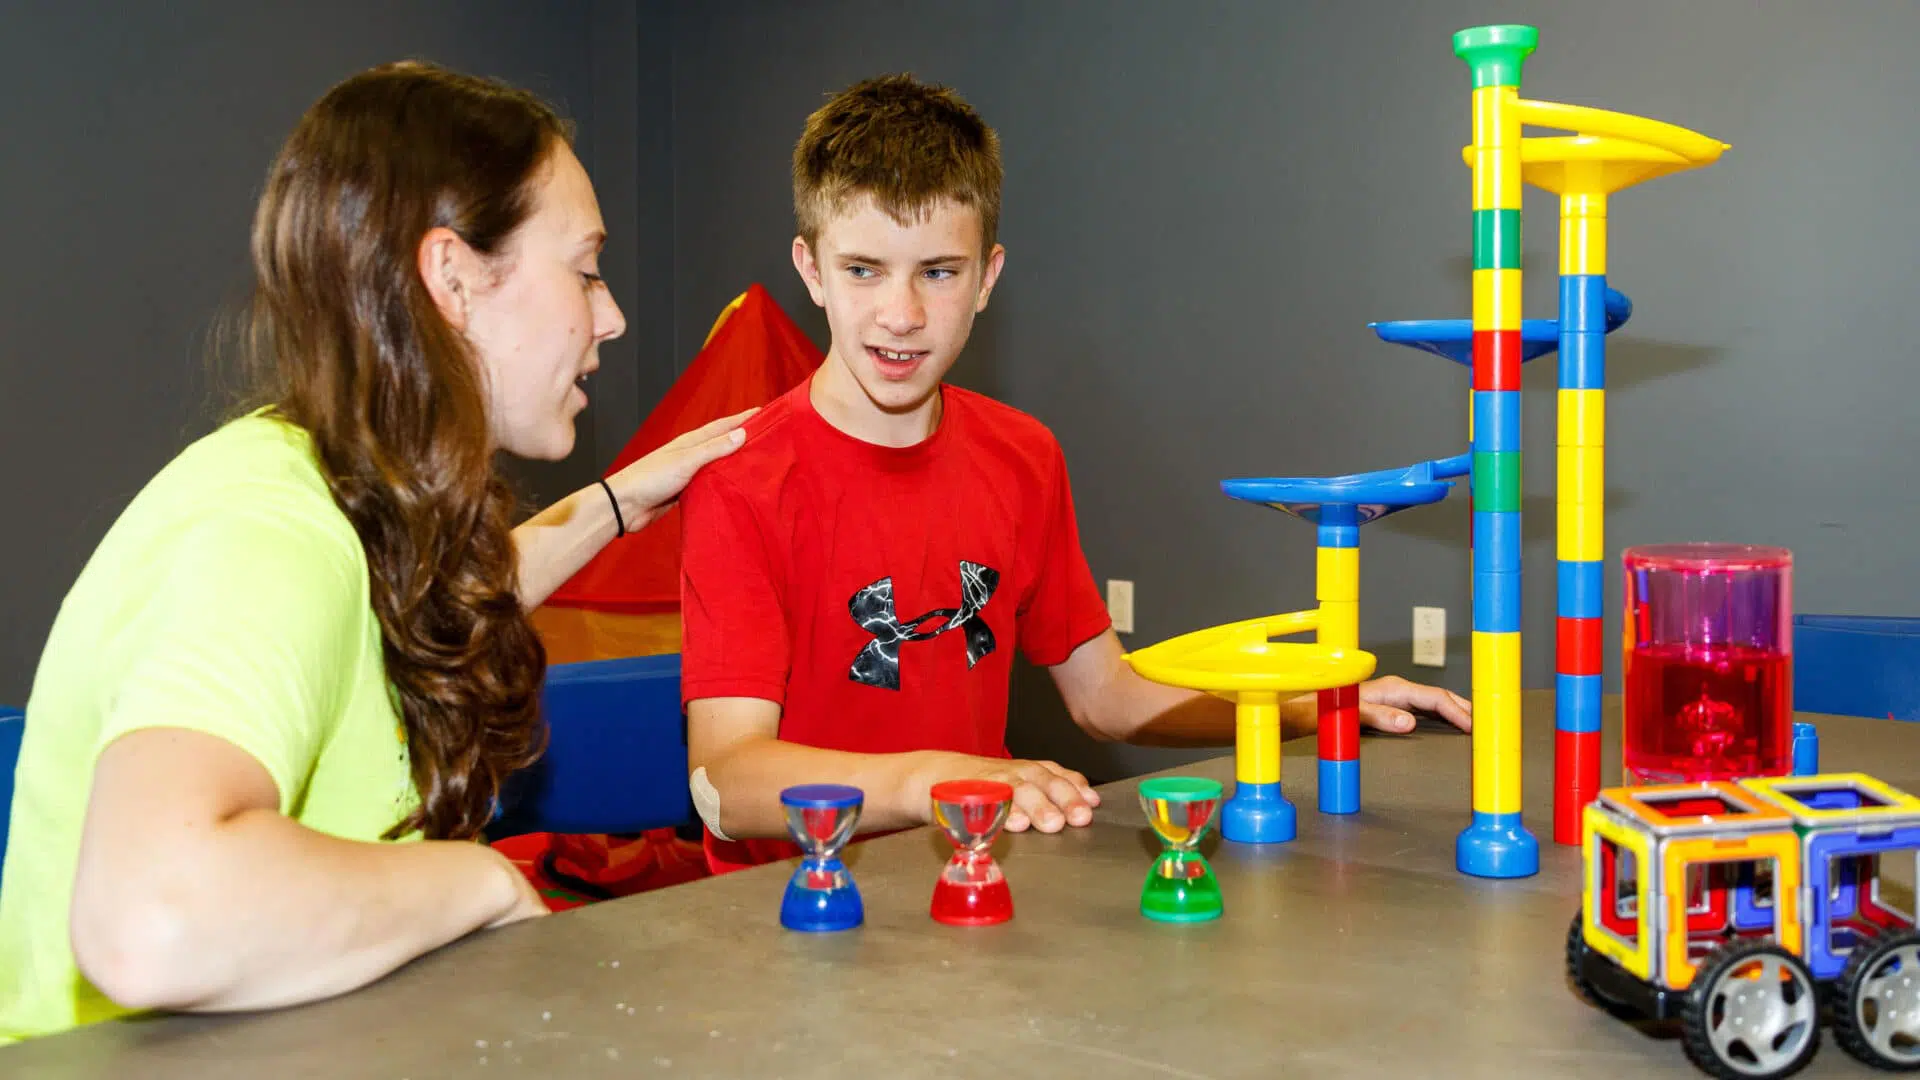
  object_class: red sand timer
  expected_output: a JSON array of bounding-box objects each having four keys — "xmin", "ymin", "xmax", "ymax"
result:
[
  {"xmin": 929, "ymin": 779, "xmax": 1014, "ymax": 926},
  {"xmin": 1622, "ymin": 543, "xmax": 1793, "ymax": 785}
]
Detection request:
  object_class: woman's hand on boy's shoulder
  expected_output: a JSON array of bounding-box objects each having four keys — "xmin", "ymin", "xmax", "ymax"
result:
[{"xmin": 605, "ymin": 406, "xmax": 758, "ymax": 531}]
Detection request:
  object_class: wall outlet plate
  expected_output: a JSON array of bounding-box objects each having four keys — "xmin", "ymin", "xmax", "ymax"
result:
[
  {"xmin": 1413, "ymin": 606, "xmax": 1446, "ymax": 667},
  {"xmin": 1107, "ymin": 579, "xmax": 1134, "ymax": 634}
]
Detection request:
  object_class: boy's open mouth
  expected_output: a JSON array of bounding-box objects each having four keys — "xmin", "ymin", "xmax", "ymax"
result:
[{"xmin": 867, "ymin": 345, "xmax": 928, "ymax": 379}]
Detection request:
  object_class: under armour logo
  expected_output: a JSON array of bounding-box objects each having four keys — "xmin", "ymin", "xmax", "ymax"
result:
[{"xmin": 848, "ymin": 561, "xmax": 1000, "ymax": 690}]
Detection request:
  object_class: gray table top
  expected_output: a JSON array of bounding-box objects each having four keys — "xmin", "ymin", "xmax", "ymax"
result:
[{"xmin": 6, "ymin": 690, "xmax": 1912, "ymax": 1079}]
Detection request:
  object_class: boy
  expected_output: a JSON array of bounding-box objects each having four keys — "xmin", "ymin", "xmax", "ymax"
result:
[{"xmin": 678, "ymin": 74, "xmax": 1469, "ymax": 873}]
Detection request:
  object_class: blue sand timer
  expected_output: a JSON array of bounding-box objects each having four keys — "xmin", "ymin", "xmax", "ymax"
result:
[{"xmin": 779, "ymin": 784, "xmax": 865, "ymax": 932}]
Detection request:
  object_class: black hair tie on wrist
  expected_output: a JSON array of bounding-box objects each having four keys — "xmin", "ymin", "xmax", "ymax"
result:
[{"xmin": 599, "ymin": 478, "xmax": 626, "ymax": 537}]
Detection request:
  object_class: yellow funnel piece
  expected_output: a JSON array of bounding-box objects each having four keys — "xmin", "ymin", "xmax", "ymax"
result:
[
  {"xmin": 1123, "ymin": 610, "xmax": 1377, "ymax": 695},
  {"xmin": 1459, "ymin": 135, "xmax": 1699, "ymax": 197},
  {"xmin": 1515, "ymin": 99, "xmax": 1728, "ymax": 164},
  {"xmin": 1459, "ymin": 101, "xmax": 1728, "ymax": 198}
]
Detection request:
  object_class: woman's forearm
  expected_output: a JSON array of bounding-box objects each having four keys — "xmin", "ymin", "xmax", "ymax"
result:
[
  {"xmin": 512, "ymin": 483, "xmax": 624, "ymax": 610},
  {"xmin": 72, "ymin": 809, "xmax": 527, "ymax": 1013}
]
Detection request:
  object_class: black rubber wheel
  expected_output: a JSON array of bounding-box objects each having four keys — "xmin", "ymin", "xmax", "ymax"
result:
[
  {"xmin": 1682, "ymin": 940, "xmax": 1821, "ymax": 1080},
  {"xmin": 1833, "ymin": 928, "xmax": 1920, "ymax": 1071},
  {"xmin": 1567, "ymin": 910, "xmax": 1603, "ymax": 1006}
]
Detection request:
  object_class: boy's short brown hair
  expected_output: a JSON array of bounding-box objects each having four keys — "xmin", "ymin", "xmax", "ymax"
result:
[{"xmin": 792, "ymin": 73, "xmax": 1002, "ymax": 255}]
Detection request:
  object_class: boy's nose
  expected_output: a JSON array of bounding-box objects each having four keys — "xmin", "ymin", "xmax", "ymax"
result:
[{"xmin": 875, "ymin": 284, "xmax": 926, "ymax": 334}]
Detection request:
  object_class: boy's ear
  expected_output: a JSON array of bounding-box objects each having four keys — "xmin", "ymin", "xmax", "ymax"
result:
[
  {"xmin": 974, "ymin": 242, "xmax": 1008, "ymax": 313},
  {"xmin": 792, "ymin": 236, "xmax": 827, "ymax": 308}
]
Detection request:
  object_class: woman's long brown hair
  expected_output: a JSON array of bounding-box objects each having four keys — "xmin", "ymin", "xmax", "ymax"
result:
[{"xmin": 242, "ymin": 61, "xmax": 564, "ymax": 840}]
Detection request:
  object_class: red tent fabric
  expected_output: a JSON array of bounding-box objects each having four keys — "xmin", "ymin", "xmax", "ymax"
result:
[{"xmin": 544, "ymin": 283, "xmax": 821, "ymax": 613}]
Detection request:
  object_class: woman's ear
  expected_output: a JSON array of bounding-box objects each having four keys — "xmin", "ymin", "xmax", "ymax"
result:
[{"xmin": 418, "ymin": 226, "xmax": 476, "ymax": 330}]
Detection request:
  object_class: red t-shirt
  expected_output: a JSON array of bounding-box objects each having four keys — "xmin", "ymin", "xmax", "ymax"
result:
[{"xmin": 678, "ymin": 376, "xmax": 1112, "ymax": 873}]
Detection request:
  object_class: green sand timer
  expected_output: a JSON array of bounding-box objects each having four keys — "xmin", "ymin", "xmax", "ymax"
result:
[{"xmin": 1138, "ymin": 777, "xmax": 1224, "ymax": 922}]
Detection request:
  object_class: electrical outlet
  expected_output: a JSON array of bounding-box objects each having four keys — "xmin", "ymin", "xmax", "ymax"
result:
[
  {"xmin": 1107, "ymin": 579, "xmax": 1135, "ymax": 634},
  {"xmin": 1413, "ymin": 606, "xmax": 1446, "ymax": 667}
]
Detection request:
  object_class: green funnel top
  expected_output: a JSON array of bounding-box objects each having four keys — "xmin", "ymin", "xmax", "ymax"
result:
[
  {"xmin": 1453, "ymin": 24, "xmax": 1539, "ymax": 89},
  {"xmin": 1140, "ymin": 777, "xmax": 1224, "ymax": 802}
]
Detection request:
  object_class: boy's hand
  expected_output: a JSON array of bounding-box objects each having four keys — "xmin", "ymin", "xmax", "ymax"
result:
[
  {"xmin": 925, "ymin": 755, "xmax": 1100, "ymax": 833},
  {"xmin": 1354, "ymin": 675, "xmax": 1473, "ymax": 734}
]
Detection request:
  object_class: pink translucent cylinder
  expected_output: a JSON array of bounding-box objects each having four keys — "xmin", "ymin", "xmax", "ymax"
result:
[{"xmin": 1621, "ymin": 543, "xmax": 1793, "ymax": 786}]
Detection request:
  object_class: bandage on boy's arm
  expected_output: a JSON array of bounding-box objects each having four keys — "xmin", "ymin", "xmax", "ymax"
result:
[{"xmin": 687, "ymin": 697, "xmax": 962, "ymax": 839}]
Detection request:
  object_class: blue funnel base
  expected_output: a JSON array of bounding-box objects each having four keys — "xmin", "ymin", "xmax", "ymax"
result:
[
  {"xmin": 1221, "ymin": 453, "xmax": 1470, "ymax": 524},
  {"xmin": 780, "ymin": 859, "xmax": 864, "ymax": 932},
  {"xmin": 1456, "ymin": 812, "xmax": 1540, "ymax": 879},
  {"xmin": 1221, "ymin": 782, "xmax": 1296, "ymax": 844}
]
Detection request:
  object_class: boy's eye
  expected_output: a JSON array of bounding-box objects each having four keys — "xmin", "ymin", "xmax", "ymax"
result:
[
  {"xmin": 924, "ymin": 267, "xmax": 957, "ymax": 281},
  {"xmin": 581, "ymin": 271, "xmax": 605, "ymax": 288},
  {"xmin": 846, "ymin": 265, "xmax": 875, "ymax": 279}
]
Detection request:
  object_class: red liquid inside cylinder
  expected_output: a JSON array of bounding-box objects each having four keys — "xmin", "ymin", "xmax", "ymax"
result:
[{"xmin": 1622, "ymin": 642, "xmax": 1791, "ymax": 785}]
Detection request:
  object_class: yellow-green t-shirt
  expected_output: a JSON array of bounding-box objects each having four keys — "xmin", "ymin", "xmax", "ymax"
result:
[{"xmin": 0, "ymin": 413, "xmax": 417, "ymax": 1046}]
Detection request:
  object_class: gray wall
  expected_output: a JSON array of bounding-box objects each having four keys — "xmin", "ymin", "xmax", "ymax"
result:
[
  {"xmin": 663, "ymin": 0, "xmax": 1920, "ymax": 780},
  {"xmin": 10, "ymin": 1, "xmax": 1919, "ymax": 786},
  {"xmin": 0, "ymin": 1, "xmax": 672, "ymax": 702}
]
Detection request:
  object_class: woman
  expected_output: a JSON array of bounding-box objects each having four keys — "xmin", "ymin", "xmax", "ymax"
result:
[{"xmin": 0, "ymin": 61, "xmax": 747, "ymax": 1043}]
